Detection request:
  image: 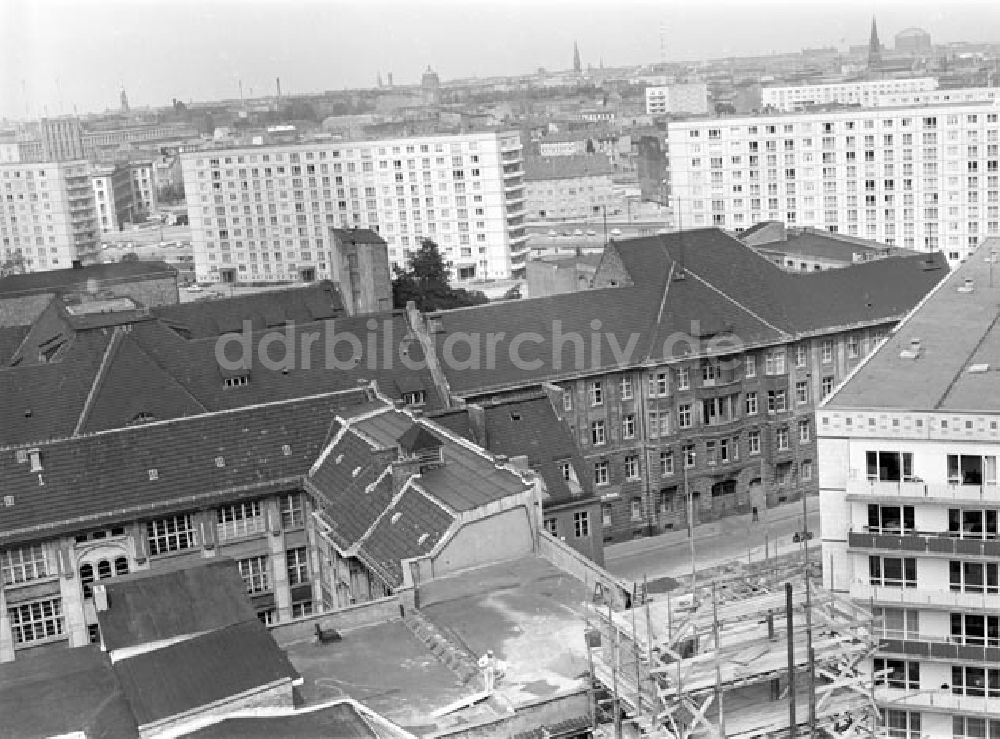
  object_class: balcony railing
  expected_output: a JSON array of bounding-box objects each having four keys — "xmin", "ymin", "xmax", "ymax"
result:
[
  {"xmin": 878, "ymin": 636, "xmax": 1000, "ymax": 664},
  {"xmin": 848, "ymin": 530, "xmax": 1000, "ymax": 556},
  {"xmin": 847, "ymin": 480, "xmax": 1000, "ymax": 503},
  {"xmin": 851, "ymin": 582, "xmax": 1000, "ymax": 610},
  {"xmin": 875, "ymin": 687, "xmax": 1000, "ymax": 716}
]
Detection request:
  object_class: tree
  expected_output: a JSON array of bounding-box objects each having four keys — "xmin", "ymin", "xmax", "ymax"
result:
[{"xmin": 392, "ymin": 239, "xmax": 488, "ymax": 312}]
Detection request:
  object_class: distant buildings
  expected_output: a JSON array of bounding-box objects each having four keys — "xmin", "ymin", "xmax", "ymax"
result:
[
  {"xmin": 895, "ymin": 27, "xmax": 933, "ymax": 55},
  {"xmin": 421, "ymin": 66, "xmax": 441, "ymax": 106},
  {"xmin": 523, "ymin": 155, "xmax": 616, "ymax": 220},
  {"xmin": 0, "ymin": 160, "xmax": 100, "ymax": 271},
  {"xmin": 91, "ymin": 164, "xmax": 136, "ymax": 232},
  {"xmin": 877, "ymin": 86, "xmax": 1000, "ymax": 107},
  {"xmin": 330, "ymin": 227, "xmax": 392, "ymax": 314},
  {"xmin": 129, "ymin": 159, "xmax": 157, "ymax": 216},
  {"xmin": 39, "ymin": 117, "xmax": 86, "ymax": 162},
  {"xmin": 645, "ymin": 83, "xmax": 710, "ymax": 116},
  {"xmin": 738, "ymin": 221, "xmax": 909, "ymax": 272},
  {"xmin": 819, "ymin": 238, "xmax": 1000, "ymax": 737},
  {"xmin": 760, "ymin": 78, "xmax": 938, "ymax": 112},
  {"xmin": 180, "ymin": 130, "xmax": 528, "ymax": 284},
  {"xmin": 668, "ymin": 100, "xmax": 1000, "ymax": 264}
]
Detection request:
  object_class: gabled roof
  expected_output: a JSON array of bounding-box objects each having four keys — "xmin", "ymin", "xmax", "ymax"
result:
[
  {"xmin": 0, "ymin": 261, "xmax": 176, "ymax": 298},
  {"xmin": 112, "ymin": 619, "xmax": 298, "ymax": 727},
  {"xmin": 431, "ymin": 229, "xmax": 947, "ymax": 396},
  {"xmin": 97, "ymin": 558, "xmax": 256, "ymax": 652},
  {"xmin": 0, "ymin": 391, "xmax": 364, "ymax": 545},
  {"xmin": 397, "ymin": 424, "xmax": 442, "ymax": 454}
]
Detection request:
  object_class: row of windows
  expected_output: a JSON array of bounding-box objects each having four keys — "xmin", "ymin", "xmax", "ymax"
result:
[
  {"xmin": 865, "ymin": 450, "xmax": 999, "ymax": 486},
  {"xmin": 681, "ymin": 112, "xmax": 1000, "ymax": 140},
  {"xmin": 872, "ymin": 659, "xmax": 1000, "ymax": 698},
  {"xmin": 868, "ymin": 555, "xmax": 1000, "ymax": 593}
]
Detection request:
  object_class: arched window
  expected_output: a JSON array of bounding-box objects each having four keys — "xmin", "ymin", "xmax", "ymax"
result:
[
  {"xmin": 114, "ymin": 557, "xmax": 129, "ymax": 576},
  {"xmin": 80, "ymin": 563, "xmax": 94, "ymax": 599},
  {"xmin": 97, "ymin": 560, "xmax": 112, "ymax": 580}
]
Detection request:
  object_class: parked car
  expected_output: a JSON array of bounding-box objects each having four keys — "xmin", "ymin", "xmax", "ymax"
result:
[
  {"xmin": 185, "ymin": 284, "xmax": 203, "ymax": 293},
  {"xmin": 610, "ymin": 228, "xmax": 623, "ymax": 236}
]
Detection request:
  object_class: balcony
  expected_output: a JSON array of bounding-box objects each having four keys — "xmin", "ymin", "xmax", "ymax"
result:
[
  {"xmin": 875, "ymin": 687, "xmax": 1000, "ymax": 717},
  {"xmin": 850, "ymin": 582, "xmax": 1000, "ymax": 611},
  {"xmin": 878, "ymin": 636, "xmax": 1000, "ymax": 664},
  {"xmin": 849, "ymin": 529, "xmax": 1000, "ymax": 557},
  {"xmin": 846, "ymin": 480, "xmax": 1000, "ymax": 503}
]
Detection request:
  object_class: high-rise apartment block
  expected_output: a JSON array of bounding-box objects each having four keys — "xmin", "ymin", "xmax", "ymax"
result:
[
  {"xmin": 668, "ymin": 101, "xmax": 1000, "ymax": 264},
  {"xmin": 180, "ymin": 130, "xmax": 527, "ymax": 284},
  {"xmin": 1, "ymin": 160, "xmax": 100, "ymax": 271},
  {"xmin": 91, "ymin": 164, "xmax": 136, "ymax": 233},
  {"xmin": 761, "ymin": 78, "xmax": 937, "ymax": 112},
  {"xmin": 645, "ymin": 83, "xmax": 710, "ymax": 116},
  {"xmin": 39, "ymin": 117, "xmax": 86, "ymax": 162},
  {"xmin": 820, "ymin": 239, "xmax": 1000, "ymax": 738},
  {"xmin": 129, "ymin": 160, "xmax": 156, "ymax": 216}
]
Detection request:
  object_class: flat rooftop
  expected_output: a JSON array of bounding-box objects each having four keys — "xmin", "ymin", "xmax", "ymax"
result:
[
  {"xmin": 828, "ymin": 237, "xmax": 1000, "ymax": 411},
  {"xmin": 286, "ymin": 555, "xmax": 591, "ymax": 735}
]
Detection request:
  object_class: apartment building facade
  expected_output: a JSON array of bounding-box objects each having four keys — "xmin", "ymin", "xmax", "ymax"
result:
[
  {"xmin": 129, "ymin": 160, "xmax": 157, "ymax": 216},
  {"xmin": 523, "ymin": 154, "xmax": 617, "ymax": 220},
  {"xmin": 761, "ymin": 78, "xmax": 938, "ymax": 112},
  {"xmin": 180, "ymin": 130, "xmax": 528, "ymax": 285},
  {"xmin": 668, "ymin": 100, "xmax": 1000, "ymax": 264},
  {"xmin": 645, "ymin": 84, "xmax": 710, "ymax": 116},
  {"xmin": 820, "ymin": 241, "xmax": 1000, "ymax": 738},
  {"xmin": 91, "ymin": 164, "xmax": 136, "ymax": 232},
  {"xmin": 1, "ymin": 160, "xmax": 100, "ymax": 271}
]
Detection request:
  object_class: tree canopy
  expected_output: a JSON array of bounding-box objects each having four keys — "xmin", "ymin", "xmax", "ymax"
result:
[{"xmin": 392, "ymin": 239, "xmax": 489, "ymax": 312}]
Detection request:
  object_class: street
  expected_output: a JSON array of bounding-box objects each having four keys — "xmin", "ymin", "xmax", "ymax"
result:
[{"xmin": 603, "ymin": 497, "xmax": 820, "ymax": 583}]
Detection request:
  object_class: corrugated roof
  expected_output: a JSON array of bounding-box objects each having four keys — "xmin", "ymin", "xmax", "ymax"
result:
[{"xmin": 113, "ymin": 619, "xmax": 298, "ymax": 726}]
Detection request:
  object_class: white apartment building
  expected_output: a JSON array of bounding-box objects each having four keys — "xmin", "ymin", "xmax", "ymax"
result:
[
  {"xmin": 1, "ymin": 160, "xmax": 100, "ymax": 271},
  {"xmin": 762, "ymin": 77, "xmax": 938, "ymax": 112},
  {"xmin": 180, "ymin": 130, "xmax": 527, "ymax": 284},
  {"xmin": 130, "ymin": 160, "xmax": 157, "ymax": 216},
  {"xmin": 668, "ymin": 100, "xmax": 1000, "ymax": 264},
  {"xmin": 819, "ymin": 240, "xmax": 1000, "ymax": 739},
  {"xmin": 646, "ymin": 83, "xmax": 709, "ymax": 116},
  {"xmin": 878, "ymin": 87, "xmax": 1000, "ymax": 108}
]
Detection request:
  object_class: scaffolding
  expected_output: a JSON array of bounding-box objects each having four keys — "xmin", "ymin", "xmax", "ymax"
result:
[{"xmin": 587, "ymin": 559, "xmax": 881, "ymax": 738}]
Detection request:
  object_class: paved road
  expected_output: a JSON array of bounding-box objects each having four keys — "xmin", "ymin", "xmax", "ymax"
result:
[{"xmin": 604, "ymin": 497, "xmax": 820, "ymax": 583}]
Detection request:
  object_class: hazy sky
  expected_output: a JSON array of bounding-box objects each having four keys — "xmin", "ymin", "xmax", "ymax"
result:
[{"xmin": 3, "ymin": 0, "xmax": 1000, "ymax": 119}]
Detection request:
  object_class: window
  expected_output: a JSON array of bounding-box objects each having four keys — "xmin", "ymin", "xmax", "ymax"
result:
[
  {"xmin": 952, "ymin": 666, "xmax": 1000, "ymax": 698},
  {"xmin": 591, "ymin": 420, "xmax": 606, "ymax": 446},
  {"xmin": 544, "ymin": 518, "xmax": 558, "ymax": 536},
  {"xmin": 217, "ymin": 500, "xmax": 264, "ymax": 539},
  {"xmin": 884, "ymin": 710, "xmax": 920, "ymax": 739},
  {"xmin": 821, "ymin": 376, "xmax": 834, "ymax": 398},
  {"xmin": 744, "ymin": 355, "xmax": 756, "ymax": 377},
  {"xmin": 677, "ymin": 368, "xmax": 690, "ymax": 390},
  {"xmin": 286, "ymin": 547, "xmax": 309, "ymax": 586},
  {"xmin": 868, "ymin": 505, "xmax": 915, "ymax": 533},
  {"xmin": 280, "ymin": 493, "xmax": 304, "ymax": 528},
  {"xmin": 624, "ymin": 455, "xmax": 640, "ymax": 480},
  {"xmin": 745, "ymin": 391, "xmax": 758, "ymax": 415},
  {"xmin": 1, "ymin": 544, "xmax": 48, "ymax": 585},
  {"xmin": 589, "ymin": 381, "xmax": 603, "ymax": 406},
  {"xmin": 404, "ymin": 390, "xmax": 426, "ymax": 407},
  {"xmin": 869, "ymin": 556, "xmax": 917, "ymax": 587},
  {"xmin": 648, "ymin": 409, "xmax": 670, "ymax": 438},
  {"xmin": 649, "ymin": 371, "xmax": 669, "ymax": 397},
  {"xmin": 602, "ymin": 504, "xmax": 613, "ymax": 527},
  {"xmin": 821, "ymin": 340, "xmax": 833, "ymax": 363},
  {"xmin": 798, "ymin": 420, "xmax": 810, "ymax": 443},
  {"xmin": 677, "ymin": 404, "xmax": 692, "ymax": 428},
  {"xmin": 766, "ymin": 390, "xmax": 787, "ymax": 413},
  {"xmin": 948, "ymin": 454, "xmax": 997, "ymax": 485},
  {"xmin": 866, "ymin": 451, "xmax": 914, "ymax": 482},
  {"xmin": 951, "ymin": 612, "xmax": 1000, "ymax": 647},
  {"xmin": 292, "ymin": 602, "xmax": 314, "ymax": 619},
  {"xmin": 630, "ymin": 497, "xmax": 643, "ymax": 522},
  {"xmin": 147, "ymin": 515, "xmax": 197, "ymax": 556},
  {"xmin": 765, "ymin": 351, "xmax": 785, "ymax": 375},
  {"xmin": 948, "ymin": 508, "xmax": 999, "ymax": 539},
  {"xmin": 776, "ymin": 427, "xmax": 789, "ymax": 450},
  {"xmin": 953, "ymin": 716, "xmax": 1000, "ymax": 739},
  {"xmin": 562, "ymin": 390, "xmax": 573, "ymax": 411},
  {"xmin": 795, "ymin": 345, "xmax": 807, "ymax": 367},
  {"xmin": 620, "ymin": 376, "xmax": 633, "ymax": 400},
  {"xmin": 574, "ymin": 511, "xmax": 590, "ymax": 538},
  {"xmin": 795, "ymin": 381, "xmax": 809, "ymax": 405},
  {"xmin": 873, "ymin": 658, "xmax": 919, "ymax": 690},
  {"xmin": 874, "ymin": 607, "xmax": 920, "ymax": 640},
  {"xmin": 660, "ymin": 451, "xmax": 674, "ymax": 476},
  {"xmin": 950, "ymin": 560, "xmax": 999, "ymax": 593},
  {"xmin": 802, "ymin": 460, "xmax": 812, "ymax": 480},
  {"xmin": 847, "ymin": 335, "xmax": 860, "ymax": 359},
  {"xmin": 594, "ymin": 461, "xmax": 609, "ymax": 486},
  {"xmin": 683, "ymin": 444, "xmax": 696, "ymax": 468},
  {"xmin": 559, "ymin": 461, "xmax": 572, "ymax": 481},
  {"xmin": 8, "ymin": 598, "xmax": 63, "ymax": 644},
  {"xmin": 238, "ymin": 555, "xmax": 270, "ymax": 594},
  {"xmin": 622, "ymin": 415, "xmax": 636, "ymax": 440},
  {"xmin": 749, "ymin": 431, "xmax": 760, "ymax": 454},
  {"xmin": 257, "ymin": 608, "xmax": 277, "ymax": 626}
]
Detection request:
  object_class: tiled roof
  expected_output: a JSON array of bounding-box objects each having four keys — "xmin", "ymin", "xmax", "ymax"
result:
[
  {"xmin": 0, "ymin": 325, "xmax": 29, "ymax": 365},
  {"xmin": 827, "ymin": 239, "xmax": 1000, "ymax": 411},
  {"xmin": 113, "ymin": 619, "xmax": 298, "ymax": 726},
  {"xmin": 97, "ymin": 558, "xmax": 256, "ymax": 652},
  {"xmin": 523, "ymin": 155, "xmax": 614, "ymax": 181},
  {"xmin": 431, "ymin": 229, "xmax": 947, "ymax": 395},
  {"xmin": 0, "ymin": 261, "xmax": 176, "ymax": 298},
  {"xmin": 152, "ymin": 281, "xmax": 345, "ymax": 339},
  {"xmin": 0, "ymin": 646, "xmax": 138, "ymax": 739},
  {"xmin": 0, "ymin": 391, "xmax": 364, "ymax": 544}
]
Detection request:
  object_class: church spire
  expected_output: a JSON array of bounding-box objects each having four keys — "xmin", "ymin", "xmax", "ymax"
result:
[
  {"xmin": 868, "ymin": 16, "xmax": 882, "ymax": 71},
  {"xmin": 573, "ymin": 41, "xmax": 582, "ymax": 74}
]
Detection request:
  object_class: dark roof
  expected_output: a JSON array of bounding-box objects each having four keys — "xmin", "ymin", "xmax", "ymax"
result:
[
  {"xmin": 0, "ymin": 391, "xmax": 362, "ymax": 545},
  {"xmin": 523, "ymin": 154, "xmax": 615, "ymax": 181},
  {"xmin": 0, "ymin": 646, "xmax": 138, "ymax": 739},
  {"xmin": 152, "ymin": 281, "xmax": 345, "ymax": 339},
  {"xmin": 359, "ymin": 487, "xmax": 452, "ymax": 586},
  {"xmin": 0, "ymin": 325, "xmax": 29, "ymax": 364},
  {"xmin": 828, "ymin": 240, "xmax": 1000, "ymax": 411},
  {"xmin": 98, "ymin": 559, "xmax": 256, "ymax": 651},
  {"xmin": 331, "ymin": 228, "xmax": 387, "ymax": 246},
  {"xmin": 397, "ymin": 423, "xmax": 442, "ymax": 453},
  {"xmin": 184, "ymin": 701, "xmax": 380, "ymax": 739},
  {"xmin": 113, "ymin": 619, "xmax": 298, "ymax": 726},
  {"xmin": 756, "ymin": 229, "xmax": 903, "ymax": 261},
  {"xmin": 431, "ymin": 229, "xmax": 947, "ymax": 395},
  {"xmin": 0, "ymin": 261, "xmax": 176, "ymax": 298}
]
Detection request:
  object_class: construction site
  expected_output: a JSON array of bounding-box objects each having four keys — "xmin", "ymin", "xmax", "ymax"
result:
[{"xmin": 586, "ymin": 552, "xmax": 882, "ymax": 738}]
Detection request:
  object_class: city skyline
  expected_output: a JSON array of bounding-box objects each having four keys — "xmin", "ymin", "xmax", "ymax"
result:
[{"xmin": 4, "ymin": 0, "xmax": 1000, "ymax": 119}]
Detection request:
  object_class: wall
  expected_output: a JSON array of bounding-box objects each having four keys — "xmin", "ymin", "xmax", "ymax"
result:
[
  {"xmin": 537, "ymin": 530, "xmax": 631, "ymax": 609},
  {"xmin": 0, "ymin": 294, "xmax": 56, "ymax": 327},
  {"xmin": 426, "ymin": 687, "xmax": 591, "ymax": 738},
  {"xmin": 268, "ymin": 595, "xmax": 402, "ymax": 646},
  {"xmin": 431, "ymin": 506, "xmax": 534, "ymax": 577}
]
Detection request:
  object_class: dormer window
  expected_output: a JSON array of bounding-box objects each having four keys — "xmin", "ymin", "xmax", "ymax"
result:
[
  {"xmin": 403, "ymin": 390, "xmax": 426, "ymax": 407},
  {"xmin": 224, "ymin": 375, "xmax": 249, "ymax": 388},
  {"xmin": 130, "ymin": 412, "xmax": 156, "ymax": 425},
  {"xmin": 396, "ymin": 424, "xmax": 445, "ymax": 472},
  {"xmin": 28, "ymin": 449, "xmax": 42, "ymax": 473}
]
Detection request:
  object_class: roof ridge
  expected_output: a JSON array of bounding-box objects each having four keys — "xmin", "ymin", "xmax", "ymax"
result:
[
  {"xmin": 936, "ymin": 308, "xmax": 1000, "ymax": 410},
  {"xmin": 126, "ymin": 326, "xmax": 210, "ymax": 413},
  {"xmin": 351, "ymin": 475, "xmax": 414, "ymax": 552},
  {"xmin": 683, "ymin": 267, "xmax": 790, "ymax": 338},
  {"xmin": 72, "ymin": 326, "xmax": 125, "ymax": 437},
  {"xmin": 642, "ymin": 251, "xmax": 677, "ymax": 362}
]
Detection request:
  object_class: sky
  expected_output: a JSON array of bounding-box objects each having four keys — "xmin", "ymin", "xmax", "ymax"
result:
[{"xmin": 3, "ymin": 0, "xmax": 1000, "ymax": 119}]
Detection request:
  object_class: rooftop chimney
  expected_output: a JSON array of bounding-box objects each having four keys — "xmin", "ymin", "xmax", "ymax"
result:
[{"xmin": 72, "ymin": 259, "xmax": 83, "ymax": 269}]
